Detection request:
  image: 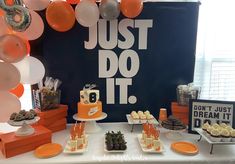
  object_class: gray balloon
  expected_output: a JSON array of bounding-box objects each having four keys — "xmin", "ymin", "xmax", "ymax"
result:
[{"xmin": 99, "ymin": 0, "xmax": 120, "ymax": 20}]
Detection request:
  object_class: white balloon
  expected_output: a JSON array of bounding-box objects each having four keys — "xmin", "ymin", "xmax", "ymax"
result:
[
  {"xmin": 13, "ymin": 56, "xmax": 45, "ymax": 85},
  {"xmin": 75, "ymin": 0, "xmax": 100, "ymax": 27},
  {"xmin": 0, "ymin": 91, "xmax": 21, "ymax": 122},
  {"xmin": 23, "ymin": 0, "xmax": 51, "ymax": 11},
  {"xmin": 16, "ymin": 10, "xmax": 44, "ymax": 41}
]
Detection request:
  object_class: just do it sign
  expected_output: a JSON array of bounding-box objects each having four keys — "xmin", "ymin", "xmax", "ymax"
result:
[
  {"xmin": 42, "ymin": 2, "xmax": 199, "ymax": 122},
  {"xmin": 85, "ymin": 19, "xmax": 153, "ymax": 105}
]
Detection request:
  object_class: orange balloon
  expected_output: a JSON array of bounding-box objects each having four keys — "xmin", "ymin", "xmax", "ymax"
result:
[
  {"xmin": 66, "ymin": 0, "xmax": 80, "ymax": 4},
  {"xmin": 46, "ymin": 1, "xmax": 75, "ymax": 32},
  {"xmin": 0, "ymin": 9, "xmax": 4, "ymax": 16},
  {"xmin": 120, "ymin": 0, "xmax": 143, "ymax": 18},
  {"xmin": 0, "ymin": 34, "xmax": 27, "ymax": 63},
  {"xmin": 5, "ymin": 0, "xmax": 14, "ymax": 6},
  {"xmin": 10, "ymin": 83, "xmax": 24, "ymax": 98}
]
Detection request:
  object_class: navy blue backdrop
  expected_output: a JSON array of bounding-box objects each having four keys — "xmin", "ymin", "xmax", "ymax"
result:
[{"xmin": 31, "ymin": 2, "xmax": 200, "ymax": 123}]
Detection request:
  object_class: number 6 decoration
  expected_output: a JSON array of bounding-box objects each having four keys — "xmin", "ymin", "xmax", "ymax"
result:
[{"xmin": 0, "ymin": 0, "xmax": 31, "ymax": 32}]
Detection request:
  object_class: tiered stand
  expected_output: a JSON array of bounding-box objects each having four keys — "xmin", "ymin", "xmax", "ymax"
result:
[{"xmin": 8, "ymin": 117, "xmax": 40, "ymax": 136}]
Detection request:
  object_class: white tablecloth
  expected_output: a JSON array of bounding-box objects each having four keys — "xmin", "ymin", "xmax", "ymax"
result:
[{"xmin": 0, "ymin": 122, "xmax": 235, "ymax": 164}]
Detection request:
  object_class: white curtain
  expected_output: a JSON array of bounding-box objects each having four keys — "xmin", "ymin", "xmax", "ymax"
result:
[{"xmin": 194, "ymin": 0, "xmax": 235, "ymax": 101}]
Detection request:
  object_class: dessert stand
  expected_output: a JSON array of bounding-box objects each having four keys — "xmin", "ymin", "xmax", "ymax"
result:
[
  {"xmin": 73, "ymin": 113, "xmax": 107, "ymax": 133},
  {"xmin": 126, "ymin": 114, "xmax": 159, "ymax": 132},
  {"xmin": 7, "ymin": 117, "xmax": 40, "ymax": 136},
  {"xmin": 195, "ymin": 128, "xmax": 235, "ymax": 154}
]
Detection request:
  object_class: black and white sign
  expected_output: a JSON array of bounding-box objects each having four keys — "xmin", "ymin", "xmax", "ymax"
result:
[{"xmin": 189, "ymin": 99, "xmax": 235, "ymax": 134}]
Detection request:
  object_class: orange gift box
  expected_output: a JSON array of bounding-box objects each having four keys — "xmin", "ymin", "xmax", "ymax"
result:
[
  {"xmin": 0, "ymin": 126, "xmax": 52, "ymax": 158},
  {"xmin": 35, "ymin": 104, "xmax": 68, "ymax": 126},
  {"xmin": 47, "ymin": 118, "xmax": 67, "ymax": 133},
  {"xmin": 171, "ymin": 102, "xmax": 189, "ymax": 125}
]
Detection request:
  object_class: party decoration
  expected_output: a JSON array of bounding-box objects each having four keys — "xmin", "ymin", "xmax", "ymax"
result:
[
  {"xmin": 0, "ymin": 34, "xmax": 27, "ymax": 63},
  {"xmin": 0, "ymin": 62, "xmax": 20, "ymax": 91},
  {"xmin": 75, "ymin": 0, "xmax": 99, "ymax": 27},
  {"xmin": 120, "ymin": 0, "xmax": 143, "ymax": 18},
  {"xmin": 0, "ymin": 9, "xmax": 4, "ymax": 16},
  {"xmin": 5, "ymin": 0, "xmax": 15, "ymax": 6},
  {"xmin": 13, "ymin": 56, "xmax": 45, "ymax": 85},
  {"xmin": 23, "ymin": 0, "xmax": 51, "ymax": 11},
  {"xmin": 46, "ymin": 1, "xmax": 75, "ymax": 32},
  {"xmin": 16, "ymin": 10, "xmax": 44, "ymax": 40},
  {"xmin": 0, "ymin": 16, "xmax": 11, "ymax": 36},
  {"xmin": 0, "ymin": 0, "xmax": 31, "ymax": 32},
  {"xmin": 66, "ymin": 0, "xmax": 80, "ymax": 5},
  {"xmin": 10, "ymin": 83, "xmax": 24, "ymax": 98},
  {"xmin": 0, "ymin": 91, "xmax": 21, "ymax": 122},
  {"xmin": 99, "ymin": 0, "xmax": 120, "ymax": 20}
]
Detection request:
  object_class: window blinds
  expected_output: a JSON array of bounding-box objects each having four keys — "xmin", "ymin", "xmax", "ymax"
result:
[{"xmin": 194, "ymin": 0, "xmax": 235, "ymax": 101}]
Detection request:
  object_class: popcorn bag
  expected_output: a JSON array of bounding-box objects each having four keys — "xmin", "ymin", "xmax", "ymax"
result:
[{"xmin": 33, "ymin": 77, "xmax": 62, "ymax": 111}]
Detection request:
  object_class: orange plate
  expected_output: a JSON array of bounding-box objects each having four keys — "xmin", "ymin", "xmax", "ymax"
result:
[
  {"xmin": 34, "ymin": 143, "xmax": 62, "ymax": 158},
  {"xmin": 171, "ymin": 141, "xmax": 199, "ymax": 155}
]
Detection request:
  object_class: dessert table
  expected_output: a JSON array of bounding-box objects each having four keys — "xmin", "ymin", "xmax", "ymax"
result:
[{"xmin": 0, "ymin": 122, "xmax": 235, "ymax": 164}]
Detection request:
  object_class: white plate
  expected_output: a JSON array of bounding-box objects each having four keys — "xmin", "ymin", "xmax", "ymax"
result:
[
  {"xmin": 137, "ymin": 134, "xmax": 164, "ymax": 153},
  {"xmin": 126, "ymin": 114, "xmax": 159, "ymax": 125},
  {"xmin": 104, "ymin": 138, "xmax": 127, "ymax": 153},
  {"xmin": 63, "ymin": 135, "xmax": 88, "ymax": 154},
  {"xmin": 8, "ymin": 116, "xmax": 40, "ymax": 126}
]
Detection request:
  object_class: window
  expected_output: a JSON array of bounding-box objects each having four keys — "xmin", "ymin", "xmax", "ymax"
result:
[
  {"xmin": 194, "ymin": 0, "xmax": 235, "ymax": 101},
  {"xmin": 19, "ymin": 84, "xmax": 32, "ymax": 110}
]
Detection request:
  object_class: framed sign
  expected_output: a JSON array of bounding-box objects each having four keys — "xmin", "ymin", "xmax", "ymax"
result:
[{"xmin": 189, "ymin": 99, "xmax": 235, "ymax": 134}]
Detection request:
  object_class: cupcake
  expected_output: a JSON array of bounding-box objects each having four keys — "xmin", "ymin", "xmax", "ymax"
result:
[
  {"xmin": 131, "ymin": 111, "xmax": 138, "ymax": 118},
  {"xmin": 221, "ymin": 129, "xmax": 231, "ymax": 142},
  {"xmin": 212, "ymin": 123, "xmax": 220, "ymax": 129},
  {"xmin": 10, "ymin": 112, "xmax": 17, "ymax": 120},
  {"xmin": 14, "ymin": 114, "xmax": 24, "ymax": 121},
  {"xmin": 146, "ymin": 114, "xmax": 154, "ymax": 123},
  {"xmin": 138, "ymin": 111, "xmax": 144, "ymax": 116},
  {"xmin": 19, "ymin": 110, "xmax": 26, "ymax": 116},
  {"xmin": 131, "ymin": 111, "xmax": 140, "ymax": 123},
  {"xmin": 230, "ymin": 129, "xmax": 235, "ymax": 142},
  {"xmin": 29, "ymin": 109, "xmax": 37, "ymax": 117},
  {"xmin": 220, "ymin": 123, "xmax": 228, "ymax": 128},
  {"xmin": 210, "ymin": 129, "xmax": 221, "ymax": 142},
  {"xmin": 225, "ymin": 125, "xmax": 233, "ymax": 132},
  {"xmin": 206, "ymin": 126, "xmax": 213, "ymax": 136},
  {"xmin": 140, "ymin": 114, "xmax": 147, "ymax": 123},
  {"xmin": 144, "ymin": 110, "xmax": 150, "ymax": 115},
  {"xmin": 202, "ymin": 122, "xmax": 210, "ymax": 132}
]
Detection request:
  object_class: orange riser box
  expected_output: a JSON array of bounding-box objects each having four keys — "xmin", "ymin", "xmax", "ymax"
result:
[
  {"xmin": 0, "ymin": 126, "xmax": 52, "ymax": 158},
  {"xmin": 35, "ymin": 104, "xmax": 68, "ymax": 126},
  {"xmin": 48, "ymin": 124, "xmax": 67, "ymax": 133},
  {"xmin": 47, "ymin": 118, "xmax": 67, "ymax": 133},
  {"xmin": 171, "ymin": 102, "xmax": 189, "ymax": 125}
]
